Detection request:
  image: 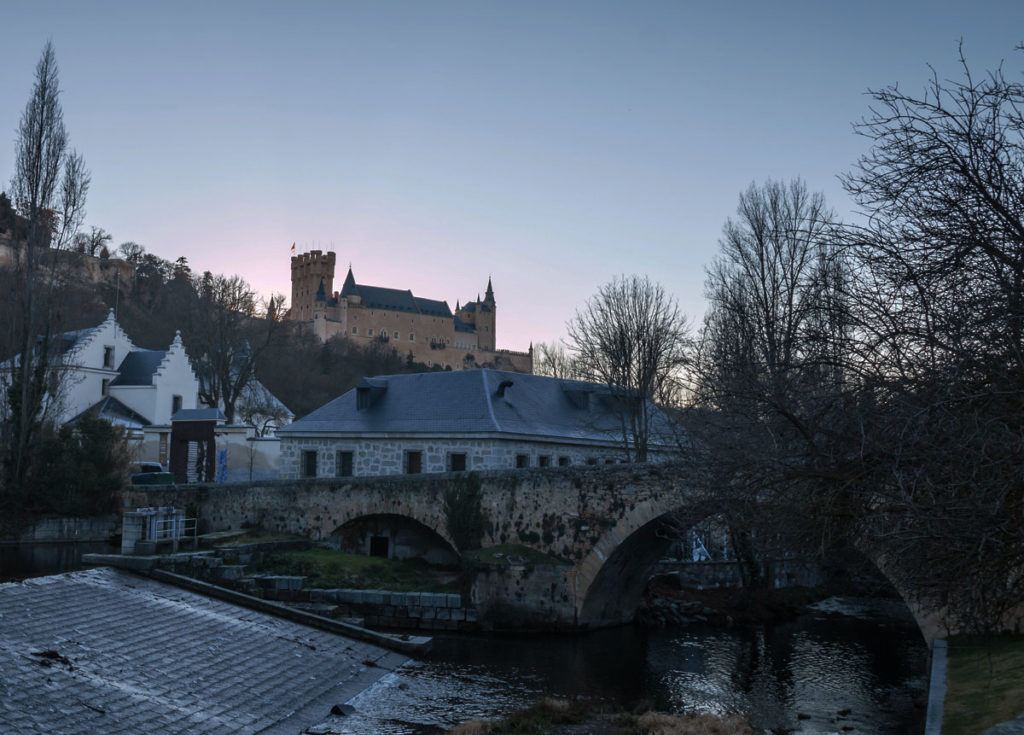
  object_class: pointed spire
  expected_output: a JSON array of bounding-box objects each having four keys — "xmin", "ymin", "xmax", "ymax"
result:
[
  {"xmin": 455, "ymin": 300, "xmax": 460, "ymax": 311},
  {"xmin": 315, "ymin": 278, "xmax": 327, "ymax": 301},
  {"xmin": 341, "ymin": 266, "xmax": 357, "ymax": 296},
  {"xmin": 485, "ymin": 276, "xmax": 494, "ymax": 300}
]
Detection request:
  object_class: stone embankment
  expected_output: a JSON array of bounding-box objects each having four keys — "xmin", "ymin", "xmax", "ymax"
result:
[
  {"xmin": 91, "ymin": 541, "xmax": 481, "ymax": 632},
  {"xmin": 637, "ymin": 596, "xmax": 714, "ymax": 627}
]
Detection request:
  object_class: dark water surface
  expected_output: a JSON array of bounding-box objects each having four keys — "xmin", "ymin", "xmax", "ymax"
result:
[
  {"xmin": 2, "ymin": 546, "xmax": 927, "ymax": 733},
  {"xmin": 340, "ymin": 600, "xmax": 927, "ymax": 734},
  {"xmin": 0, "ymin": 539, "xmax": 118, "ymax": 581}
]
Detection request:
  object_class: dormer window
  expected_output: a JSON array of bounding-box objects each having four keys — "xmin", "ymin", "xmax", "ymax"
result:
[{"xmin": 103, "ymin": 346, "xmax": 114, "ymax": 368}]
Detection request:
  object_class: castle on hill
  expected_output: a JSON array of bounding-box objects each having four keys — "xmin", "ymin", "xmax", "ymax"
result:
[{"xmin": 288, "ymin": 250, "xmax": 533, "ymax": 373}]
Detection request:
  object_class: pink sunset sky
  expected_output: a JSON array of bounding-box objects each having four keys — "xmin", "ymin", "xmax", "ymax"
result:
[{"xmin": 2, "ymin": 1, "xmax": 1022, "ymax": 351}]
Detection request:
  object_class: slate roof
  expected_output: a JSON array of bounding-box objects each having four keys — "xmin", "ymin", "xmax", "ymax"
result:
[
  {"xmin": 110, "ymin": 349, "xmax": 166, "ymax": 386},
  {"xmin": 69, "ymin": 396, "xmax": 151, "ymax": 427},
  {"xmin": 413, "ymin": 297, "xmax": 453, "ymax": 318},
  {"xmin": 453, "ymin": 315, "xmax": 475, "ymax": 333},
  {"xmin": 339, "ymin": 268, "xmax": 454, "ymax": 317},
  {"xmin": 278, "ymin": 369, "xmax": 678, "ymax": 447},
  {"xmin": 171, "ymin": 408, "xmax": 228, "ymax": 422}
]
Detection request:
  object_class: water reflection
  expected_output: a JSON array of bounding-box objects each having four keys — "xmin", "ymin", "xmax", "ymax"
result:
[
  {"xmin": 337, "ymin": 601, "xmax": 926, "ymax": 734},
  {"xmin": 0, "ymin": 540, "xmax": 118, "ymax": 582}
]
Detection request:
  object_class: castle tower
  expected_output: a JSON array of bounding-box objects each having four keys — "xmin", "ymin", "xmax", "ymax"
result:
[
  {"xmin": 289, "ymin": 250, "xmax": 336, "ymax": 322},
  {"xmin": 478, "ymin": 277, "xmax": 496, "ymax": 351}
]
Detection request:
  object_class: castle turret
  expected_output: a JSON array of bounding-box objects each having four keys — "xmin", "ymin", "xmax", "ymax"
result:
[
  {"xmin": 478, "ymin": 277, "xmax": 496, "ymax": 351},
  {"xmin": 289, "ymin": 250, "xmax": 336, "ymax": 322}
]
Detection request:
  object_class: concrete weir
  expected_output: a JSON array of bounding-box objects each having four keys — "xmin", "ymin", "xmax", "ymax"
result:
[{"xmin": 0, "ymin": 567, "xmax": 410, "ymax": 734}]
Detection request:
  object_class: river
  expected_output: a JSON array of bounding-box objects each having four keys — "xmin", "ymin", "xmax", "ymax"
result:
[
  {"xmin": 339, "ymin": 599, "xmax": 927, "ymax": 734},
  {"xmin": 2, "ymin": 544, "xmax": 927, "ymax": 733}
]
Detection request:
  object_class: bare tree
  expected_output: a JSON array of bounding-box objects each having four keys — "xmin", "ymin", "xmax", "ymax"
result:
[
  {"xmin": 2, "ymin": 42, "xmax": 90, "ymax": 502},
  {"xmin": 74, "ymin": 226, "xmax": 111, "ymax": 256},
  {"xmin": 566, "ymin": 275, "xmax": 689, "ymax": 461},
  {"xmin": 116, "ymin": 241, "xmax": 145, "ymax": 264},
  {"xmin": 533, "ymin": 341, "xmax": 582, "ymax": 379},
  {"xmin": 689, "ymin": 179, "xmax": 851, "ymax": 588},
  {"xmin": 185, "ymin": 272, "xmax": 286, "ymax": 423},
  {"xmin": 839, "ymin": 46, "xmax": 1024, "ymax": 633}
]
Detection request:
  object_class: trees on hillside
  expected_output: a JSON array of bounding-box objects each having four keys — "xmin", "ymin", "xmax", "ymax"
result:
[
  {"xmin": 74, "ymin": 226, "xmax": 112, "ymax": 256},
  {"xmin": 566, "ymin": 275, "xmax": 689, "ymax": 461},
  {"xmin": 2, "ymin": 42, "xmax": 90, "ymax": 503},
  {"xmin": 185, "ymin": 273, "xmax": 286, "ymax": 423},
  {"xmin": 533, "ymin": 341, "xmax": 582, "ymax": 380}
]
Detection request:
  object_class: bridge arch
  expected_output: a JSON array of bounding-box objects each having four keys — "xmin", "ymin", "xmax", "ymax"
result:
[
  {"xmin": 574, "ymin": 493, "xmax": 712, "ymax": 627},
  {"xmin": 330, "ymin": 512, "xmax": 460, "ymax": 566}
]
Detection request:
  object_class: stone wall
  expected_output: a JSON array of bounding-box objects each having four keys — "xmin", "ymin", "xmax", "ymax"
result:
[
  {"xmin": 470, "ymin": 563, "xmax": 577, "ymax": 630},
  {"xmin": 17, "ymin": 515, "xmax": 120, "ymax": 542},
  {"xmin": 279, "ymin": 436, "xmax": 636, "ymax": 479}
]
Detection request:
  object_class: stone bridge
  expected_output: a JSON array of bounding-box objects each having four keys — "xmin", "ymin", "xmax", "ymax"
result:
[{"xmin": 126, "ymin": 463, "xmax": 943, "ymax": 640}]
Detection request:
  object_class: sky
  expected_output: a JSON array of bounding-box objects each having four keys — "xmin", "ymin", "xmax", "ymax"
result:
[{"xmin": 2, "ymin": 1, "xmax": 1023, "ymax": 351}]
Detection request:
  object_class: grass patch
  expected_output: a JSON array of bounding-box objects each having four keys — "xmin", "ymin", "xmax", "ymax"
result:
[
  {"xmin": 449, "ymin": 698, "xmax": 753, "ymax": 734},
  {"xmin": 944, "ymin": 634, "xmax": 1024, "ymax": 735},
  {"xmin": 211, "ymin": 532, "xmax": 306, "ymax": 547},
  {"xmin": 463, "ymin": 544, "xmax": 570, "ymax": 566},
  {"xmin": 450, "ymin": 698, "xmax": 592, "ymax": 734},
  {"xmin": 261, "ymin": 548, "xmax": 460, "ymax": 592}
]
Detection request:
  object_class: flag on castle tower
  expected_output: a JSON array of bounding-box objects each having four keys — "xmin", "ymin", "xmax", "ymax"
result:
[{"xmin": 290, "ymin": 243, "xmax": 296, "ymax": 254}]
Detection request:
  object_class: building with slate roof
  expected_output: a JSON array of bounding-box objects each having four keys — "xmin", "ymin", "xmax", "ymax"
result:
[
  {"xmin": 277, "ymin": 369, "xmax": 678, "ymax": 478},
  {"xmin": 288, "ymin": 250, "xmax": 532, "ymax": 372},
  {"xmin": 0, "ymin": 309, "xmax": 201, "ymax": 430},
  {"xmin": 1, "ymin": 311, "xmax": 290, "ymax": 481}
]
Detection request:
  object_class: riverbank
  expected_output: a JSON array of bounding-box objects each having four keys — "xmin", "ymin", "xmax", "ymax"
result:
[
  {"xmin": 944, "ymin": 635, "xmax": 1024, "ymax": 735},
  {"xmin": 639, "ymin": 580, "xmax": 826, "ymax": 628},
  {"xmin": 449, "ymin": 697, "xmax": 753, "ymax": 734}
]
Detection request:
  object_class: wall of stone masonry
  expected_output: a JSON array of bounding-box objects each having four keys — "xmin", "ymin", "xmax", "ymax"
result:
[
  {"xmin": 125, "ymin": 463, "xmax": 694, "ymax": 567},
  {"xmin": 311, "ymin": 589, "xmax": 476, "ymax": 631},
  {"xmin": 279, "ymin": 436, "xmax": 638, "ymax": 479},
  {"xmin": 17, "ymin": 514, "xmax": 119, "ymax": 542},
  {"xmin": 470, "ymin": 563, "xmax": 577, "ymax": 630}
]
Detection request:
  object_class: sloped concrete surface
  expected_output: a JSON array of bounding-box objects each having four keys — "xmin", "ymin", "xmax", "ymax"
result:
[{"xmin": 0, "ymin": 567, "xmax": 407, "ymax": 734}]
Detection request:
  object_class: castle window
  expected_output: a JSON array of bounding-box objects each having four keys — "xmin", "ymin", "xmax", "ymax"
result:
[
  {"xmin": 409, "ymin": 333, "xmax": 415, "ymax": 341},
  {"xmin": 352, "ymin": 327, "xmax": 358, "ymax": 335},
  {"xmin": 394, "ymin": 331, "xmax": 399, "ymax": 339},
  {"xmin": 368, "ymin": 328, "xmax": 374, "ymax": 336}
]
